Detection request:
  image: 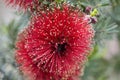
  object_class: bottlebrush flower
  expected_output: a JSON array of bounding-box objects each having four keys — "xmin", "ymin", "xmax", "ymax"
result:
[
  {"xmin": 5, "ymin": 0, "xmax": 33, "ymax": 9},
  {"xmin": 16, "ymin": 5, "xmax": 94, "ymax": 80},
  {"xmin": 5, "ymin": 0, "xmax": 54, "ymax": 11},
  {"xmin": 5, "ymin": 0, "xmax": 42, "ymax": 11}
]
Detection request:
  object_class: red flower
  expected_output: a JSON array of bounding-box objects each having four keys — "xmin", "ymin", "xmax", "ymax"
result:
[
  {"xmin": 5, "ymin": 0, "xmax": 38, "ymax": 10},
  {"xmin": 16, "ymin": 5, "xmax": 94, "ymax": 80},
  {"xmin": 5, "ymin": 0, "xmax": 54, "ymax": 12}
]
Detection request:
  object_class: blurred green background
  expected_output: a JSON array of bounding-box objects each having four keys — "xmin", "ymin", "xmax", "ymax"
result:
[{"xmin": 0, "ymin": 0, "xmax": 120, "ymax": 80}]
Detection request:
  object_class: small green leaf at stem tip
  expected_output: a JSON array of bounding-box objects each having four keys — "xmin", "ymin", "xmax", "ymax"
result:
[{"xmin": 90, "ymin": 8, "xmax": 99, "ymax": 17}]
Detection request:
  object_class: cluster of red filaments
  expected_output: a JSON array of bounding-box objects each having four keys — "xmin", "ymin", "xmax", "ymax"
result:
[
  {"xmin": 16, "ymin": 5, "xmax": 94, "ymax": 80},
  {"xmin": 6, "ymin": 0, "xmax": 55, "ymax": 12}
]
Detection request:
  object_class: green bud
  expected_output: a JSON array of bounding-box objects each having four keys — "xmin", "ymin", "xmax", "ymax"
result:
[{"xmin": 90, "ymin": 8, "xmax": 99, "ymax": 17}]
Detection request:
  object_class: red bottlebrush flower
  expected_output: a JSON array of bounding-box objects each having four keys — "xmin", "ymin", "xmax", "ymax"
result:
[
  {"xmin": 16, "ymin": 5, "xmax": 94, "ymax": 80},
  {"xmin": 5, "ymin": 0, "xmax": 38, "ymax": 10},
  {"xmin": 5, "ymin": 0, "xmax": 54, "ymax": 12}
]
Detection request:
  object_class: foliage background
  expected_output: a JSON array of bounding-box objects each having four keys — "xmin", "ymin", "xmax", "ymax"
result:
[{"xmin": 0, "ymin": 0, "xmax": 120, "ymax": 80}]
